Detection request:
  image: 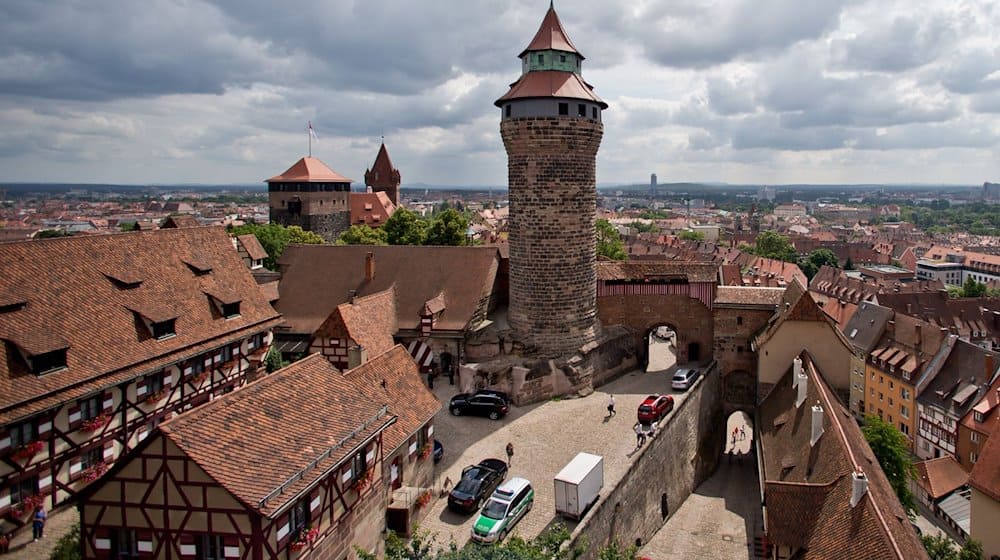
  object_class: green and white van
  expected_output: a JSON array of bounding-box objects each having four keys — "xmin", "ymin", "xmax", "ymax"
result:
[{"xmin": 470, "ymin": 477, "xmax": 534, "ymax": 544}]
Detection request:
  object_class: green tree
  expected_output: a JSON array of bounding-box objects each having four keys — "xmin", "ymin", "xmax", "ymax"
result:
[
  {"xmin": 49, "ymin": 522, "xmax": 82, "ymax": 560},
  {"xmin": 337, "ymin": 225, "xmax": 388, "ymax": 246},
  {"xmin": 921, "ymin": 534, "xmax": 983, "ymax": 560},
  {"xmin": 678, "ymin": 230, "xmax": 705, "ymax": 241},
  {"xmin": 383, "ymin": 207, "xmax": 427, "ymax": 245},
  {"xmin": 844, "ymin": 256, "xmax": 855, "ymax": 270},
  {"xmin": 424, "ymin": 208, "xmax": 469, "ymax": 246},
  {"xmin": 36, "ymin": 229, "xmax": 72, "ymax": 238},
  {"xmin": 228, "ymin": 223, "xmax": 324, "ymax": 270},
  {"xmin": 960, "ymin": 276, "xmax": 987, "ymax": 298},
  {"xmin": 630, "ymin": 221, "xmax": 658, "ymax": 233},
  {"xmin": 800, "ymin": 248, "xmax": 840, "ymax": 280},
  {"xmin": 264, "ymin": 346, "xmax": 289, "ymax": 373},
  {"xmin": 862, "ymin": 415, "xmax": 916, "ymax": 516},
  {"xmin": 597, "ymin": 219, "xmax": 627, "ymax": 261},
  {"xmin": 748, "ymin": 231, "xmax": 798, "ymax": 262}
]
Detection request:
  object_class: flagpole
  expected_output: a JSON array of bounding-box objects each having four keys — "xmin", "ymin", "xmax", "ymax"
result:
[{"xmin": 308, "ymin": 124, "xmax": 312, "ymax": 158}]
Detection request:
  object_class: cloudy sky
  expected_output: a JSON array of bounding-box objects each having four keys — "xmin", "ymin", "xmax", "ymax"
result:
[{"xmin": 1, "ymin": 0, "xmax": 998, "ymax": 186}]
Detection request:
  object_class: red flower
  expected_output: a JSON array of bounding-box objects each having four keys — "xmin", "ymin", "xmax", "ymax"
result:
[
  {"xmin": 83, "ymin": 462, "xmax": 108, "ymax": 482},
  {"xmin": 80, "ymin": 413, "xmax": 110, "ymax": 433},
  {"xmin": 144, "ymin": 389, "xmax": 166, "ymax": 403},
  {"xmin": 11, "ymin": 440, "xmax": 44, "ymax": 460},
  {"xmin": 418, "ymin": 443, "xmax": 432, "ymax": 460},
  {"xmin": 415, "ymin": 490, "xmax": 432, "ymax": 508}
]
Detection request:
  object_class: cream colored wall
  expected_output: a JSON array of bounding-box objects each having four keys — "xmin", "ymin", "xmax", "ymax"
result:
[
  {"xmin": 970, "ymin": 487, "xmax": 1000, "ymax": 559},
  {"xmin": 758, "ymin": 321, "xmax": 852, "ymax": 391}
]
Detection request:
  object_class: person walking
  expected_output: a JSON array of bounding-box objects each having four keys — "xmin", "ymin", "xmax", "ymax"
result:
[
  {"xmin": 32, "ymin": 505, "xmax": 46, "ymax": 541},
  {"xmin": 740, "ymin": 425, "xmax": 746, "ymax": 440},
  {"xmin": 505, "ymin": 442, "xmax": 514, "ymax": 466},
  {"xmin": 607, "ymin": 394, "xmax": 616, "ymax": 417},
  {"xmin": 633, "ymin": 422, "xmax": 644, "ymax": 448}
]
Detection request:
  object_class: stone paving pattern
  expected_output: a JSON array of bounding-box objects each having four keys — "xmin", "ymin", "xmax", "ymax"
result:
[{"xmin": 2, "ymin": 506, "xmax": 77, "ymax": 559}]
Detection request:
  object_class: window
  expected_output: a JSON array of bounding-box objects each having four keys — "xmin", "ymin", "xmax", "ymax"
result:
[
  {"xmin": 10, "ymin": 476, "xmax": 38, "ymax": 505},
  {"xmin": 9, "ymin": 419, "xmax": 37, "ymax": 448},
  {"xmin": 505, "ymin": 104, "xmax": 511, "ymax": 118},
  {"xmin": 197, "ymin": 535, "xmax": 224, "ymax": 560},
  {"xmin": 221, "ymin": 301, "xmax": 241, "ymax": 319},
  {"xmin": 901, "ymin": 388, "xmax": 910, "ymax": 400},
  {"xmin": 560, "ymin": 54, "xmax": 566, "ymax": 62},
  {"xmin": 971, "ymin": 431, "xmax": 980, "ymax": 443},
  {"xmin": 592, "ymin": 107, "xmax": 597, "ymax": 119},
  {"xmin": 879, "ymin": 376, "xmax": 884, "ymax": 384},
  {"xmin": 870, "ymin": 372, "xmax": 875, "ymax": 380},
  {"xmin": 879, "ymin": 392, "xmax": 883, "ymax": 402},
  {"xmin": 900, "ymin": 423, "xmax": 909, "ymax": 435},
  {"xmin": 81, "ymin": 446, "xmax": 103, "ymax": 470},
  {"xmin": 971, "ymin": 451, "xmax": 978, "ymax": 463},
  {"xmin": 29, "ymin": 349, "xmax": 67, "ymax": 375},
  {"xmin": 737, "ymin": 316, "xmax": 743, "ymax": 325},
  {"xmin": 901, "ymin": 406, "xmax": 909, "ymax": 419},
  {"xmin": 578, "ymin": 103, "xmax": 586, "ymax": 116},
  {"xmin": 352, "ymin": 450, "xmax": 368, "ymax": 482},
  {"xmin": 975, "ymin": 411, "xmax": 985, "ymax": 423},
  {"xmin": 558, "ymin": 103, "xmax": 568, "ymax": 115},
  {"xmin": 112, "ymin": 529, "xmax": 139, "ymax": 559},
  {"xmin": 889, "ymin": 415, "xmax": 893, "ymax": 423},
  {"xmin": 538, "ymin": 54, "xmax": 544, "ymax": 64},
  {"xmin": 889, "ymin": 381, "xmax": 894, "ymax": 389},
  {"xmin": 147, "ymin": 373, "xmax": 164, "ymax": 395},
  {"xmin": 152, "ymin": 319, "xmax": 176, "ymax": 340},
  {"xmin": 889, "ymin": 398, "xmax": 894, "ymax": 406},
  {"xmin": 290, "ymin": 497, "xmax": 310, "ymax": 540},
  {"xmin": 79, "ymin": 395, "xmax": 102, "ymax": 421}
]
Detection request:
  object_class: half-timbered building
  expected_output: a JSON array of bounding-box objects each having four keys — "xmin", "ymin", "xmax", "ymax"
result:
[
  {"xmin": 0, "ymin": 227, "xmax": 282, "ymax": 530},
  {"xmin": 78, "ymin": 349, "xmax": 432, "ymax": 559}
]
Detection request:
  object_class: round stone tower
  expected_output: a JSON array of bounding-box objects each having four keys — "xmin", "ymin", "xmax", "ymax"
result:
[{"xmin": 496, "ymin": 3, "xmax": 608, "ymax": 358}]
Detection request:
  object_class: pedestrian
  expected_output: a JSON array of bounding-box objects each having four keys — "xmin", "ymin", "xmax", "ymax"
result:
[
  {"xmin": 737, "ymin": 450, "xmax": 743, "ymax": 466},
  {"xmin": 32, "ymin": 505, "xmax": 46, "ymax": 541},
  {"xmin": 607, "ymin": 394, "xmax": 616, "ymax": 417},
  {"xmin": 506, "ymin": 442, "xmax": 514, "ymax": 466},
  {"xmin": 731, "ymin": 433, "xmax": 736, "ymax": 448},
  {"xmin": 634, "ymin": 422, "xmax": 644, "ymax": 448},
  {"xmin": 740, "ymin": 426, "xmax": 746, "ymax": 440}
]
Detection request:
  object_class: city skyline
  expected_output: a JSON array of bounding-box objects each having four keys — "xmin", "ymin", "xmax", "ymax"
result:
[{"xmin": 0, "ymin": 0, "xmax": 998, "ymax": 186}]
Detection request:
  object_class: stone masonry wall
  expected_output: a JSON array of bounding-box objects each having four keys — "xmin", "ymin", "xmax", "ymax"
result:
[
  {"xmin": 502, "ymin": 117, "xmax": 603, "ymax": 358},
  {"xmin": 569, "ymin": 362, "xmax": 724, "ymax": 558},
  {"xmin": 597, "ymin": 293, "xmax": 714, "ymax": 364},
  {"xmin": 270, "ymin": 208, "xmax": 350, "ymax": 243}
]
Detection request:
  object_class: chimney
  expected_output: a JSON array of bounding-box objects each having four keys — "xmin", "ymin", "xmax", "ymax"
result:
[
  {"xmin": 851, "ymin": 468, "xmax": 869, "ymax": 507},
  {"xmin": 906, "ymin": 303, "xmax": 912, "ymax": 314},
  {"xmin": 796, "ymin": 366, "xmax": 808, "ymax": 408},
  {"xmin": 365, "ymin": 252, "xmax": 375, "ymax": 281},
  {"xmin": 887, "ymin": 320, "xmax": 895, "ymax": 339},
  {"xmin": 915, "ymin": 324, "xmax": 922, "ymax": 352},
  {"xmin": 810, "ymin": 403, "xmax": 825, "ymax": 446},
  {"xmin": 793, "ymin": 357, "xmax": 803, "ymax": 388},
  {"xmin": 987, "ymin": 353, "xmax": 996, "ymax": 380}
]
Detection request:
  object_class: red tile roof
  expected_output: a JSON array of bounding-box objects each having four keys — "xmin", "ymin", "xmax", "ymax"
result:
[
  {"xmin": 313, "ymin": 288, "xmax": 398, "ymax": 359},
  {"xmin": 969, "ymin": 416, "xmax": 1000, "ymax": 501},
  {"xmin": 519, "ymin": 5, "xmax": 583, "ymax": 58},
  {"xmin": 0, "ymin": 227, "xmax": 283, "ymax": 423},
  {"xmin": 914, "ymin": 457, "xmax": 969, "ymax": 500},
  {"xmin": 236, "ymin": 234, "xmax": 268, "ymax": 261},
  {"xmin": 759, "ymin": 353, "xmax": 928, "ymax": 559},
  {"xmin": 266, "ymin": 156, "xmax": 352, "ymax": 183},
  {"xmin": 496, "ymin": 70, "xmax": 607, "ymax": 108},
  {"xmin": 350, "ymin": 191, "xmax": 396, "ymax": 226},
  {"xmin": 596, "ymin": 261, "xmax": 718, "ymax": 283},
  {"xmin": 276, "ymin": 245, "xmax": 500, "ymax": 335},
  {"xmin": 160, "ymin": 353, "xmax": 397, "ymax": 516}
]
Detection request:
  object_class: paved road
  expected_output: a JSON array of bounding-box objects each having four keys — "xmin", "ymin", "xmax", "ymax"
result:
[
  {"xmin": 647, "ymin": 335, "xmax": 676, "ymax": 373},
  {"xmin": 640, "ymin": 446, "xmax": 762, "ymax": 560},
  {"xmin": 420, "ymin": 366, "xmax": 689, "ymax": 549}
]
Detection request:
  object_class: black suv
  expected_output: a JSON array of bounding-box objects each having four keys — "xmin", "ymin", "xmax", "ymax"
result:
[
  {"xmin": 449, "ymin": 390, "xmax": 510, "ymax": 420},
  {"xmin": 447, "ymin": 458, "xmax": 509, "ymax": 513}
]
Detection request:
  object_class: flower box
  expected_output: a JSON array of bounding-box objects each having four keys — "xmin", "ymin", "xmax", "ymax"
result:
[
  {"xmin": 144, "ymin": 389, "xmax": 166, "ymax": 404},
  {"xmin": 356, "ymin": 469, "xmax": 374, "ymax": 491},
  {"xmin": 83, "ymin": 462, "xmax": 108, "ymax": 482},
  {"xmin": 80, "ymin": 413, "xmax": 110, "ymax": 433},
  {"xmin": 11, "ymin": 440, "xmax": 44, "ymax": 461},
  {"xmin": 418, "ymin": 443, "xmax": 432, "ymax": 460},
  {"xmin": 11, "ymin": 494, "xmax": 45, "ymax": 519},
  {"xmin": 289, "ymin": 526, "xmax": 320, "ymax": 552},
  {"xmin": 190, "ymin": 370, "xmax": 209, "ymax": 385}
]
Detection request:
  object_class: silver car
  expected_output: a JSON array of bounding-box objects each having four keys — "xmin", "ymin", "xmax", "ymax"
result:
[{"xmin": 671, "ymin": 368, "xmax": 700, "ymax": 391}]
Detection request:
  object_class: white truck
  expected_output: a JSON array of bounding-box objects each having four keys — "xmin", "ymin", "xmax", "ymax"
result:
[{"xmin": 553, "ymin": 452, "xmax": 603, "ymax": 520}]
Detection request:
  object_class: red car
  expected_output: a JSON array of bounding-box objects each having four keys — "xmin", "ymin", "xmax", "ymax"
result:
[{"xmin": 637, "ymin": 394, "xmax": 674, "ymax": 423}]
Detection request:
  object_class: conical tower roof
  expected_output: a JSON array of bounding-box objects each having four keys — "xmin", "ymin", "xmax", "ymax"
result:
[
  {"xmin": 518, "ymin": 3, "xmax": 583, "ymax": 59},
  {"xmin": 370, "ymin": 143, "xmax": 395, "ymax": 174},
  {"xmin": 266, "ymin": 156, "xmax": 352, "ymax": 183}
]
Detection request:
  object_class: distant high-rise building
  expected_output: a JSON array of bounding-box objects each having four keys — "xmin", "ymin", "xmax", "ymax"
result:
[{"xmin": 651, "ymin": 173, "xmax": 657, "ymax": 187}]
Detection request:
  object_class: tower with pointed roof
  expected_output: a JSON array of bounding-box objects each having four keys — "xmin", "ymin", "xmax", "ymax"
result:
[
  {"xmin": 496, "ymin": 3, "xmax": 607, "ymax": 357},
  {"xmin": 266, "ymin": 156, "xmax": 353, "ymax": 242},
  {"xmin": 364, "ymin": 142, "xmax": 402, "ymax": 206}
]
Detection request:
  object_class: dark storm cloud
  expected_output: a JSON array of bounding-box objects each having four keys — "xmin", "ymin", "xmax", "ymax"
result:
[{"xmin": 638, "ymin": 0, "xmax": 850, "ymax": 68}]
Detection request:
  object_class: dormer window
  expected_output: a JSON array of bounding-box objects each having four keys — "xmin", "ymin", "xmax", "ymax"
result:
[
  {"xmin": 130, "ymin": 305, "xmax": 178, "ymax": 340},
  {"xmin": 152, "ymin": 319, "xmax": 176, "ymax": 340},
  {"xmin": 221, "ymin": 302, "xmax": 241, "ymax": 319},
  {"xmin": 29, "ymin": 349, "xmax": 68, "ymax": 374},
  {"xmin": 183, "ymin": 258, "xmax": 213, "ymax": 276},
  {"xmin": 6, "ymin": 333, "xmax": 70, "ymax": 375},
  {"xmin": 975, "ymin": 411, "xmax": 985, "ymax": 423},
  {"xmin": 205, "ymin": 290, "xmax": 242, "ymax": 320}
]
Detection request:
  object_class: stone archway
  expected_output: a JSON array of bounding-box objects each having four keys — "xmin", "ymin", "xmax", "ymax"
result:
[
  {"xmin": 598, "ymin": 293, "xmax": 714, "ymax": 367},
  {"xmin": 644, "ymin": 323, "xmax": 678, "ymax": 372}
]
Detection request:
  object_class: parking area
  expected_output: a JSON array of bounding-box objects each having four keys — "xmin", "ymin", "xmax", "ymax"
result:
[{"xmin": 420, "ymin": 363, "xmax": 692, "ymax": 548}]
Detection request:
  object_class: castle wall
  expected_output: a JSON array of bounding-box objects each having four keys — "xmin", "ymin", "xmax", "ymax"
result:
[
  {"xmin": 569, "ymin": 361, "xmax": 724, "ymax": 558},
  {"xmin": 596, "ymin": 293, "xmax": 714, "ymax": 365},
  {"xmin": 270, "ymin": 209, "xmax": 350, "ymax": 243},
  {"xmin": 502, "ymin": 117, "xmax": 603, "ymax": 358}
]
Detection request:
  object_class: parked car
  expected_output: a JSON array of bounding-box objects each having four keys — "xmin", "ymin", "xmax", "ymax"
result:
[
  {"xmin": 448, "ymin": 458, "xmax": 509, "ymax": 513},
  {"xmin": 471, "ymin": 477, "xmax": 534, "ymax": 544},
  {"xmin": 672, "ymin": 368, "xmax": 700, "ymax": 391},
  {"xmin": 433, "ymin": 439, "xmax": 444, "ymax": 464},
  {"xmin": 449, "ymin": 390, "xmax": 511, "ymax": 420},
  {"xmin": 637, "ymin": 394, "xmax": 674, "ymax": 423}
]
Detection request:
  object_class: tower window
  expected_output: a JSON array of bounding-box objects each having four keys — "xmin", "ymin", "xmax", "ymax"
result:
[
  {"xmin": 592, "ymin": 107, "xmax": 598, "ymax": 119},
  {"xmin": 578, "ymin": 104, "xmax": 586, "ymax": 116},
  {"xmin": 558, "ymin": 103, "xmax": 568, "ymax": 116},
  {"xmin": 505, "ymin": 104, "xmax": 511, "ymax": 117},
  {"xmin": 560, "ymin": 55, "xmax": 566, "ymax": 63},
  {"xmin": 538, "ymin": 54, "xmax": 544, "ymax": 63}
]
